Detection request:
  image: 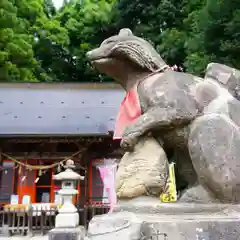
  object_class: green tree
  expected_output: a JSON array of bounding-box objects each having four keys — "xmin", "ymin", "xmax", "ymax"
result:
[
  {"xmin": 56, "ymin": 0, "xmax": 117, "ymax": 82},
  {"xmin": 1, "ymin": 0, "xmax": 239, "ymax": 82},
  {"xmin": 1, "ymin": 0, "xmax": 70, "ymax": 82},
  {"xmin": 16, "ymin": 0, "xmax": 70, "ymax": 82},
  {"xmin": 0, "ymin": 0, "xmax": 38, "ymax": 81},
  {"xmin": 112, "ymin": 0, "xmax": 188, "ymax": 67},
  {"xmin": 112, "ymin": 0, "xmax": 240, "ymax": 76},
  {"xmin": 31, "ymin": 14, "xmax": 70, "ymax": 82},
  {"xmin": 184, "ymin": 0, "xmax": 240, "ymax": 75}
]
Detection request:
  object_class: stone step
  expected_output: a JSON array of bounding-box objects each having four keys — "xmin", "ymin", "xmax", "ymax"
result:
[
  {"xmin": 87, "ymin": 204, "xmax": 240, "ymax": 240},
  {"xmin": 140, "ymin": 217, "xmax": 240, "ymax": 240}
]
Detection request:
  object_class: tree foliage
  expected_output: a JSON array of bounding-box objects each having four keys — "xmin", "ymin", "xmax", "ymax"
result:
[
  {"xmin": 0, "ymin": 0, "xmax": 239, "ymax": 82},
  {"xmin": 0, "ymin": 0, "xmax": 38, "ymax": 81}
]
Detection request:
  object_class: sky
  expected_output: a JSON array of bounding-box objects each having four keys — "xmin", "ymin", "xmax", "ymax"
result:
[{"xmin": 52, "ymin": 0, "xmax": 64, "ymax": 9}]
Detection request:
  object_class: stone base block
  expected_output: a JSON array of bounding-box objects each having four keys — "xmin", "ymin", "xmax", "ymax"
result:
[
  {"xmin": 142, "ymin": 218, "xmax": 240, "ymax": 240},
  {"xmin": 49, "ymin": 226, "xmax": 85, "ymax": 240},
  {"xmin": 55, "ymin": 212, "xmax": 79, "ymax": 228},
  {"xmin": 87, "ymin": 212, "xmax": 142, "ymax": 240},
  {"xmin": 86, "ymin": 201, "xmax": 240, "ymax": 239}
]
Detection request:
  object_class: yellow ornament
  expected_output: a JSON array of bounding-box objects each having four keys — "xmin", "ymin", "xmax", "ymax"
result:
[{"xmin": 160, "ymin": 162, "xmax": 177, "ymax": 203}]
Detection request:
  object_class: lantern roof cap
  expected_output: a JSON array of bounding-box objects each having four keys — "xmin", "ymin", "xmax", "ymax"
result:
[{"xmin": 54, "ymin": 159, "xmax": 84, "ymax": 180}]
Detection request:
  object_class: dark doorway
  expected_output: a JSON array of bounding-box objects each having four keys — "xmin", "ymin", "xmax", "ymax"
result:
[{"xmin": 36, "ymin": 169, "xmax": 52, "ymax": 203}]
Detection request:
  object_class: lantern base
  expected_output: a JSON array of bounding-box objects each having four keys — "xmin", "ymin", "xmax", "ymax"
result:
[
  {"xmin": 49, "ymin": 226, "xmax": 85, "ymax": 240},
  {"xmin": 55, "ymin": 212, "xmax": 79, "ymax": 228}
]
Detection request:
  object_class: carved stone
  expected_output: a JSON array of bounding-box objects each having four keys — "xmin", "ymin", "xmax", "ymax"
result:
[
  {"xmin": 116, "ymin": 136, "xmax": 168, "ymax": 198},
  {"xmin": 205, "ymin": 62, "xmax": 240, "ymax": 99},
  {"xmin": 86, "ymin": 28, "xmax": 240, "ymax": 204}
]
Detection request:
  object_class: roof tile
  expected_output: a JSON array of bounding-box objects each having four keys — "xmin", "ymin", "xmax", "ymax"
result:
[{"xmin": 0, "ymin": 85, "xmax": 125, "ymax": 136}]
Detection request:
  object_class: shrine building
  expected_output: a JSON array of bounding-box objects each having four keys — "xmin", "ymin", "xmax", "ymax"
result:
[{"xmin": 0, "ymin": 83, "xmax": 124, "ymax": 208}]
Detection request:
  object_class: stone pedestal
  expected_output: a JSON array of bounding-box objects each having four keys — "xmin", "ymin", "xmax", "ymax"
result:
[
  {"xmin": 55, "ymin": 201, "xmax": 80, "ymax": 228},
  {"xmin": 86, "ymin": 198, "xmax": 240, "ymax": 240},
  {"xmin": 55, "ymin": 212, "xmax": 79, "ymax": 228},
  {"xmin": 49, "ymin": 227, "xmax": 85, "ymax": 240}
]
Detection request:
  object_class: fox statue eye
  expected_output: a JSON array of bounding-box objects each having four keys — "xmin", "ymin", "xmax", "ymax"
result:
[
  {"xmin": 101, "ymin": 39, "xmax": 114, "ymax": 46},
  {"xmin": 105, "ymin": 40, "xmax": 114, "ymax": 44}
]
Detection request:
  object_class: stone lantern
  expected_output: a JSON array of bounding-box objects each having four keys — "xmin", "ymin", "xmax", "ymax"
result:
[{"xmin": 53, "ymin": 159, "xmax": 84, "ymax": 228}]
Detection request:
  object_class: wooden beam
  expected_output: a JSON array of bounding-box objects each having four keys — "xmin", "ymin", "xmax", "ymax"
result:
[
  {"xmin": 73, "ymin": 147, "xmax": 90, "ymax": 207},
  {"xmin": 2, "ymin": 152, "xmax": 83, "ymax": 160},
  {"xmin": 0, "ymin": 148, "xmax": 2, "ymax": 190},
  {"xmin": 0, "ymin": 82, "xmax": 121, "ymax": 90},
  {"xmin": 2, "ymin": 136, "xmax": 110, "ymax": 143}
]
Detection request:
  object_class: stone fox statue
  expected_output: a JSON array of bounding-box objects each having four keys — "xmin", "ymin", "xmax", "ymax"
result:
[
  {"xmin": 86, "ymin": 28, "xmax": 201, "ymax": 150},
  {"xmin": 87, "ymin": 29, "xmax": 240, "ymax": 203}
]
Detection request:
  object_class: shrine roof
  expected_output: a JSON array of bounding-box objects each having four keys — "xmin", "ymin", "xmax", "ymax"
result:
[{"xmin": 0, "ymin": 83, "xmax": 124, "ymax": 137}]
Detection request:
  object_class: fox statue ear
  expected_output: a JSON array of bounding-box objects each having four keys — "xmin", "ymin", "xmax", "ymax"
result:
[{"xmin": 118, "ymin": 28, "xmax": 133, "ymax": 37}]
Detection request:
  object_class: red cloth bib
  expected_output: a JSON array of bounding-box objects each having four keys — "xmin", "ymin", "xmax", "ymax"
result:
[
  {"xmin": 113, "ymin": 67, "xmax": 176, "ymax": 139},
  {"xmin": 113, "ymin": 86, "xmax": 142, "ymax": 139}
]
